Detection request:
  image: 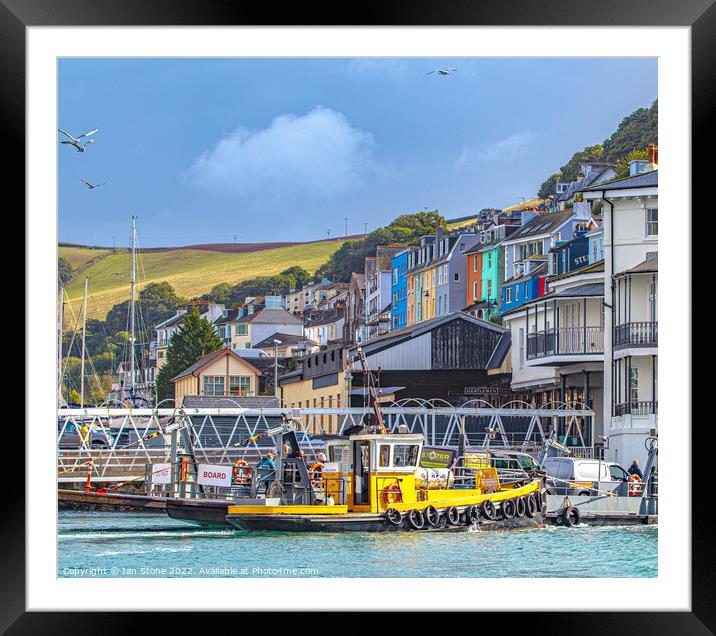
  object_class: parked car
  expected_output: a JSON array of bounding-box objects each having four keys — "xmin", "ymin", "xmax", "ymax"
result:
[
  {"xmin": 57, "ymin": 420, "xmax": 114, "ymax": 449},
  {"xmin": 541, "ymin": 457, "xmax": 630, "ymax": 496}
]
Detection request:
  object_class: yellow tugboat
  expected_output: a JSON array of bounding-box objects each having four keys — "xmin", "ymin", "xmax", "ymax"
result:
[{"xmin": 225, "ymin": 427, "xmax": 545, "ymax": 532}]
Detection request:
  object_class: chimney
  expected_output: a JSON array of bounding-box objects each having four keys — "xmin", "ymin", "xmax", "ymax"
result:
[{"xmin": 436, "ymin": 218, "xmax": 444, "ymax": 240}]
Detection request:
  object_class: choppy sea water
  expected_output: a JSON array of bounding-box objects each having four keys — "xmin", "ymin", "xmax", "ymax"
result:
[{"xmin": 58, "ymin": 511, "xmax": 657, "ymax": 578}]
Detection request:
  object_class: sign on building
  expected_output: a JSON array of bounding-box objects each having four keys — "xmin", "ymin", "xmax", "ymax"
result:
[{"xmin": 197, "ymin": 463, "xmax": 233, "ymax": 487}]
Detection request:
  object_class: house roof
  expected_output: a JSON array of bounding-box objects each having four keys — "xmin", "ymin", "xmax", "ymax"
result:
[
  {"xmin": 253, "ymin": 332, "xmax": 318, "ymax": 349},
  {"xmin": 304, "ymin": 311, "xmax": 346, "ymax": 327},
  {"xmin": 582, "ymin": 169, "xmax": 658, "ymax": 192},
  {"xmin": 619, "ymin": 252, "xmax": 658, "ymax": 275},
  {"xmin": 181, "ymin": 395, "xmax": 280, "ymax": 409},
  {"xmin": 156, "ymin": 311, "xmax": 187, "ymax": 330},
  {"xmin": 235, "ymin": 307, "xmax": 303, "ymax": 325},
  {"xmin": 171, "ymin": 348, "xmax": 262, "ymax": 382},
  {"xmin": 502, "ymin": 210, "xmax": 575, "ymax": 243},
  {"xmin": 487, "ymin": 331, "xmax": 512, "ymax": 369},
  {"xmin": 501, "ymin": 261, "xmax": 548, "ymax": 286},
  {"xmin": 552, "ymin": 282, "xmax": 604, "ymax": 298}
]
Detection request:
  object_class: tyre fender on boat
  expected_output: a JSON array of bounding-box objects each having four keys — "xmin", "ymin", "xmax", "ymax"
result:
[
  {"xmin": 385, "ymin": 507, "xmax": 403, "ymax": 527},
  {"xmin": 560, "ymin": 506, "xmax": 581, "ymax": 527},
  {"xmin": 526, "ymin": 493, "xmax": 538, "ymax": 518},
  {"xmin": 407, "ymin": 508, "xmax": 425, "ymax": 530},
  {"xmin": 501, "ymin": 498, "xmax": 516, "ymax": 520},
  {"xmin": 446, "ymin": 506, "xmax": 461, "ymax": 526},
  {"xmin": 424, "ymin": 505, "xmax": 441, "ymax": 528},
  {"xmin": 515, "ymin": 497, "xmax": 526, "ymax": 518},
  {"xmin": 481, "ymin": 499, "xmax": 497, "ymax": 520},
  {"xmin": 466, "ymin": 504, "xmax": 480, "ymax": 525}
]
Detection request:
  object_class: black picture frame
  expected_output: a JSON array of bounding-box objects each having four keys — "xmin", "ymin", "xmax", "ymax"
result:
[{"xmin": 6, "ymin": 0, "xmax": 709, "ymax": 630}]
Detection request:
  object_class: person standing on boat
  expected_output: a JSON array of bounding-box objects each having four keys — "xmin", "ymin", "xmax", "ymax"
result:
[
  {"xmin": 628, "ymin": 459, "xmax": 643, "ymax": 479},
  {"xmin": 255, "ymin": 452, "xmax": 276, "ymax": 486}
]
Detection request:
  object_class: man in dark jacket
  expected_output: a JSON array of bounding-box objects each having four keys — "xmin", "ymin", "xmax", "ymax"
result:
[{"xmin": 628, "ymin": 459, "xmax": 643, "ymax": 479}]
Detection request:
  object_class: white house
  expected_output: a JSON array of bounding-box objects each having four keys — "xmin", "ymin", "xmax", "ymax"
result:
[{"xmin": 582, "ymin": 160, "xmax": 658, "ymax": 468}]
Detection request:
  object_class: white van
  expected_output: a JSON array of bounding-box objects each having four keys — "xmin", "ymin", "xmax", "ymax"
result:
[{"xmin": 542, "ymin": 457, "xmax": 630, "ymax": 496}]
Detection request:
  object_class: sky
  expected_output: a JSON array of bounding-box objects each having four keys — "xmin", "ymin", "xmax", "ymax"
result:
[{"xmin": 58, "ymin": 57, "xmax": 657, "ymax": 247}]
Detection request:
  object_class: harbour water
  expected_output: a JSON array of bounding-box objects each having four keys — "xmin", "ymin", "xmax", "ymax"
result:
[{"xmin": 59, "ymin": 511, "xmax": 657, "ymax": 578}]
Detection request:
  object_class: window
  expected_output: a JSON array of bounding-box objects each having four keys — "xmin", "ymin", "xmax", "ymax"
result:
[
  {"xmin": 486, "ymin": 252, "xmax": 492, "ymax": 268},
  {"xmin": 236, "ymin": 324, "xmax": 248, "ymax": 335},
  {"xmin": 646, "ymin": 208, "xmax": 658, "ymax": 236},
  {"xmin": 524, "ymin": 282, "xmax": 529, "ymax": 297},
  {"xmin": 393, "ymin": 444, "xmax": 419, "ymax": 467},
  {"xmin": 519, "ymin": 327, "xmax": 524, "ymax": 367},
  {"xmin": 454, "ymin": 273, "xmax": 460, "ymax": 282},
  {"xmin": 473, "ymin": 281, "xmax": 478, "ymax": 300},
  {"xmin": 379, "ymin": 445, "xmax": 391, "ymax": 467},
  {"xmin": 203, "ymin": 376, "xmax": 225, "ymax": 397},
  {"xmin": 506, "ymin": 288, "xmax": 512, "ymax": 303},
  {"xmin": 473, "ymin": 255, "xmax": 478, "ymax": 272},
  {"xmin": 229, "ymin": 375, "xmax": 252, "ymax": 396}
]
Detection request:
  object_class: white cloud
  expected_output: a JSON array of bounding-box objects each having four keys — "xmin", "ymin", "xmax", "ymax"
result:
[
  {"xmin": 184, "ymin": 107, "xmax": 376, "ymax": 198},
  {"xmin": 455, "ymin": 131, "xmax": 536, "ymax": 168}
]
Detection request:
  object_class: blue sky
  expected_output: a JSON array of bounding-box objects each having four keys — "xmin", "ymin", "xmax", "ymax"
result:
[{"xmin": 58, "ymin": 57, "xmax": 656, "ymax": 247}]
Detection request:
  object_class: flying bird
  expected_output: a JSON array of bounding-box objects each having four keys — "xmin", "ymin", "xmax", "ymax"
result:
[
  {"xmin": 81, "ymin": 179, "xmax": 106, "ymax": 189},
  {"xmin": 426, "ymin": 68, "xmax": 458, "ymax": 76},
  {"xmin": 58, "ymin": 128, "xmax": 98, "ymax": 152}
]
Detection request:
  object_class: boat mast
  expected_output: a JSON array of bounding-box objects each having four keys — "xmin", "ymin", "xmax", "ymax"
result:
[
  {"xmin": 58, "ymin": 285, "xmax": 64, "ymax": 401},
  {"xmin": 80, "ymin": 277, "xmax": 88, "ymax": 407},
  {"xmin": 129, "ymin": 215, "xmax": 137, "ymax": 399}
]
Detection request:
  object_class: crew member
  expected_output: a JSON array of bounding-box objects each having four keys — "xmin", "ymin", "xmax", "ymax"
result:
[
  {"xmin": 255, "ymin": 452, "xmax": 276, "ymax": 484},
  {"xmin": 628, "ymin": 459, "xmax": 643, "ymax": 479}
]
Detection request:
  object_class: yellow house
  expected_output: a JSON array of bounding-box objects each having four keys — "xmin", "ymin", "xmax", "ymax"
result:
[{"xmin": 171, "ymin": 348, "xmax": 262, "ymax": 406}]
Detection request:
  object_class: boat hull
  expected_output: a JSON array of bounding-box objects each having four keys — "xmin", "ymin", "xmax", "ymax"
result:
[{"xmin": 165, "ymin": 498, "xmax": 232, "ymax": 528}]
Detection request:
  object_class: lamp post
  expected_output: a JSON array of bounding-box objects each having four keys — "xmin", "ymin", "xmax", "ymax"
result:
[{"xmin": 273, "ymin": 339, "xmax": 282, "ymax": 400}]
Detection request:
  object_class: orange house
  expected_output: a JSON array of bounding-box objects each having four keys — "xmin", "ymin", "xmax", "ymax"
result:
[{"xmin": 466, "ymin": 248, "xmax": 483, "ymax": 306}]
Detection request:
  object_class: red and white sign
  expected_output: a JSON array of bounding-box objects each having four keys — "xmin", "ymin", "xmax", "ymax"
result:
[
  {"xmin": 197, "ymin": 463, "xmax": 232, "ymax": 487},
  {"xmin": 151, "ymin": 463, "xmax": 172, "ymax": 484}
]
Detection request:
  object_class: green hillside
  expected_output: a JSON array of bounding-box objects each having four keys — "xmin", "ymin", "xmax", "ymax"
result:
[{"xmin": 61, "ymin": 239, "xmax": 344, "ymax": 320}]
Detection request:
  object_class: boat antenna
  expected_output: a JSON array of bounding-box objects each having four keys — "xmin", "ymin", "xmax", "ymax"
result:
[
  {"xmin": 357, "ymin": 350, "xmax": 387, "ymax": 434},
  {"xmin": 80, "ymin": 277, "xmax": 88, "ymax": 407},
  {"xmin": 129, "ymin": 215, "xmax": 137, "ymax": 403}
]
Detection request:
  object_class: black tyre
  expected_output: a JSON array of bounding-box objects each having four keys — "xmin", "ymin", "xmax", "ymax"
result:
[
  {"xmin": 501, "ymin": 499, "xmax": 516, "ymax": 520},
  {"xmin": 481, "ymin": 499, "xmax": 497, "ymax": 520},
  {"xmin": 466, "ymin": 505, "xmax": 480, "ymax": 525},
  {"xmin": 446, "ymin": 506, "xmax": 461, "ymax": 526},
  {"xmin": 424, "ymin": 505, "xmax": 441, "ymax": 528},
  {"xmin": 526, "ymin": 493, "xmax": 538, "ymax": 518},
  {"xmin": 515, "ymin": 497, "xmax": 526, "ymax": 518},
  {"xmin": 385, "ymin": 508, "xmax": 402, "ymax": 527},
  {"xmin": 561, "ymin": 506, "xmax": 581, "ymax": 528},
  {"xmin": 407, "ymin": 508, "xmax": 425, "ymax": 530}
]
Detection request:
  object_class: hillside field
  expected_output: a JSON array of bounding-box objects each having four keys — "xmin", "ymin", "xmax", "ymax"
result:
[{"xmin": 61, "ymin": 239, "xmax": 345, "ymax": 320}]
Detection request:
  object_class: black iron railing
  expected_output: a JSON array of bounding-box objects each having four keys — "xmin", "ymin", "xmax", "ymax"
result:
[
  {"xmin": 614, "ymin": 321, "xmax": 658, "ymax": 347},
  {"xmin": 614, "ymin": 401, "xmax": 658, "ymax": 416},
  {"xmin": 526, "ymin": 326, "xmax": 604, "ymax": 359}
]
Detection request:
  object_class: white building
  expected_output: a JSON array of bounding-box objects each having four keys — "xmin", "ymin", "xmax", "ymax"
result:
[
  {"xmin": 582, "ymin": 164, "xmax": 658, "ymax": 467},
  {"xmin": 365, "ymin": 247, "xmax": 405, "ymax": 341}
]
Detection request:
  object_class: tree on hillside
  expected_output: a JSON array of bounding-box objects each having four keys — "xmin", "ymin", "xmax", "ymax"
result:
[
  {"xmin": 615, "ymin": 148, "xmax": 650, "ymax": 179},
  {"xmin": 279, "ymin": 266, "xmax": 311, "ymax": 289},
  {"xmin": 58, "ymin": 257, "xmax": 72, "ymax": 286},
  {"xmin": 315, "ymin": 211, "xmax": 444, "ymax": 282},
  {"xmin": 155, "ymin": 308, "xmax": 224, "ymax": 401}
]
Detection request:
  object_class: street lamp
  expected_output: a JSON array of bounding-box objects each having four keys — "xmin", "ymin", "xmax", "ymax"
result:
[{"xmin": 272, "ymin": 339, "xmax": 282, "ymax": 399}]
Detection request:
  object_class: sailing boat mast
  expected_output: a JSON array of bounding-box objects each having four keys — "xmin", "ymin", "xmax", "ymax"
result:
[
  {"xmin": 129, "ymin": 215, "xmax": 137, "ymax": 398},
  {"xmin": 80, "ymin": 277, "xmax": 88, "ymax": 407},
  {"xmin": 58, "ymin": 285, "xmax": 64, "ymax": 401}
]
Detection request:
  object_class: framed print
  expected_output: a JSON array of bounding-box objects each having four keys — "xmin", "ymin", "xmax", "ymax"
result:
[{"xmin": 7, "ymin": 0, "xmax": 710, "ymax": 630}]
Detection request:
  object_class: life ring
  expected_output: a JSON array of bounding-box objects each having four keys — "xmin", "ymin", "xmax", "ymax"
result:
[
  {"xmin": 628, "ymin": 474, "xmax": 643, "ymax": 497},
  {"xmin": 481, "ymin": 499, "xmax": 497, "ymax": 520},
  {"xmin": 383, "ymin": 482, "xmax": 403, "ymax": 505},
  {"xmin": 446, "ymin": 506, "xmax": 461, "ymax": 526},
  {"xmin": 385, "ymin": 508, "xmax": 402, "ymax": 527},
  {"xmin": 407, "ymin": 508, "xmax": 425, "ymax": 530},
  {"xmin": 309, "ymin": 461, "xmax": 325, "ymax": 488},
  {"xmin": 561, "ymin": 505, "xmax": 581, "ymax": 527},
  {"xmin": 424, "ymin": 505, "xmax": 441, "ymax": 528},
  {"xmin": 466, "ymin": 504, "xmax": 480, "ymax": 526},
  {"xmin": 232, "ymin": 459, "xmax": 251, "ymax": 484},
  {"xmin": 526, "ymin": 493, "xmax": 538, "ymax": 518},
  {"xmin": 516, "ymin": 497, "xmax": 527, "ymax": 518},
  {"xmin": 501, "ymin": 498, "xmax": 516, "ymax": 520}
]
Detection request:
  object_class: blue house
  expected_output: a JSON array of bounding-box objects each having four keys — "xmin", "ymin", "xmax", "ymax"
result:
[
  {"xmin": 390, "ymin": 249, "xmax": 409, "ymax": 331},
  {"xmin": 550, "ymin": 234, "xmax": 590, "ymax": 277},
  {"xmin": 500, "ymin": 261, "xmax": 549, "ymax": 313}
]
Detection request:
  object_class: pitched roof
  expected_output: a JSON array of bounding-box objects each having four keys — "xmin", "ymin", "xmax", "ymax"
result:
[
  {"xmin": 171, "ymin": 349, "xmax": 262, "ymax": 382},
  {"xmin": 582, "ymin": 169, "xmax": 658, "ymax": 192},
  {"xmin": 181, "ymin": 395, "xmax": 280, "ymax": 409},
  {"xmin": 253, "ymin": 332, "xmax": 319, "ymax": 349},
  {"xmin": 304, "ymin": 311, "xmax": 345, "ymax": 327},
  {"xmin": 502, "ymin": 210, "xmax": 575, "ymax": 243},
  {"xmin": 553, "ymin": 282, "xmax": 604, "ymax": 298},
  {"xmin": 620, "ymin": 251, "xmax": 658, "ymax": 275},
  {"xmin": 235, "ymin": 307, "xmax": 303, "ymax": 325}
]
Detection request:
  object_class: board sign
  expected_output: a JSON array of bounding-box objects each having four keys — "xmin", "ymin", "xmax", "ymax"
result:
[
  {"xmin": 323, "ymin": 462, "xmax": 340, "ymax": 473},
  {"xmin": 420, "ymin": 447, "xmax": 456, "ymax": 469},
  {"xmin": 463, "ymin": 451, "xmax": 491, "ymax": 469},
  {"xmin": 197, "ymin": 463, "xmax": 233, "ymax": 487},
  {"xmin": 151, "ymin": 463, "xmax": 171, "ymax": 484}
]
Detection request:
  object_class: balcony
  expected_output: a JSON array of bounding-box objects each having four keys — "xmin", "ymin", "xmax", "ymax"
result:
[
  {"xmin": 526, "ymin": 326, "xmax": 604, "ymax": 364},
  {"xmin": 614, "ymin": 321, "xmax": 658, "ymax": 348},
  {"xmin": 614, "ymin": 401, "xmax": 658, "ymax": 417}
]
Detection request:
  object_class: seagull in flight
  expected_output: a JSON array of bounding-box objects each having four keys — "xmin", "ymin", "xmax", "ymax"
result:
[
  {"xmin": 58, "ymin": 128, "xmax": 98, "ymax": 152},
  {"xmin": 426, "ymin": 68, "xmax": 458, "ymax": 76},
  {"xmin": 81, "ymin": 179, "xmax": 106, "ymax": 189}
]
